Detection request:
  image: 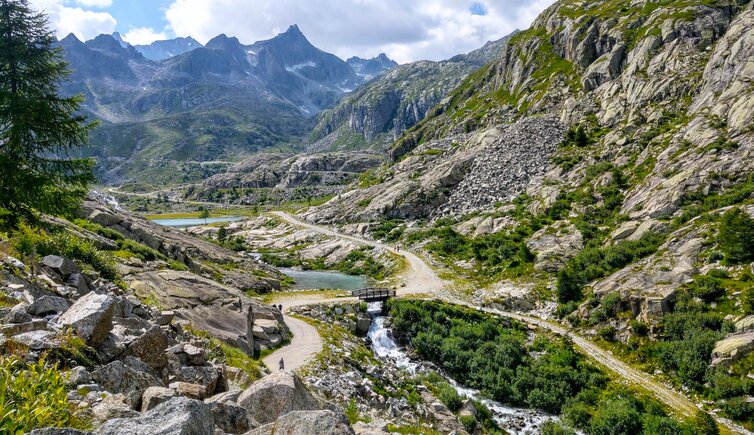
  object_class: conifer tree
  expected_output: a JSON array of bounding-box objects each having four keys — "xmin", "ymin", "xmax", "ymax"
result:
[{"xmin": 0, "ymin": 0, "xmax": 95, "ymax": 215}]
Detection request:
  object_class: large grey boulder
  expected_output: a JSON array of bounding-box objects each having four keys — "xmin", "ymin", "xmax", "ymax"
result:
[
  {"xmin": 246, "ymin": 410, "xmax": 354, "ymax": 435},
  {"xmin": 41, "ymin": 255, "xmax": 78, "ymax": 279},
  {"xmin": 711, "ymin": 332, "xmax": 754, "ymax": 367},
  {"xmin": 92, "ymin": 361, "xmax": 161, "ymax": 409},
  {"xmin": 58, "ymin": 292, "xmax": 115, "ymax": 347},
  {"xmin": 210, "ymin": 401, "xmax": 251, "ymax": 434},
  {"xmin": 97, "ymin": 397, "xmax": 214, "ymax": 435},
  {"xmin": 121, "ymin": 326, "xmax": 169, "ymax": 373},
  {"xmin": 27, "ymin": 296, "xmax": 70, "ymax": 316},
  {"xmin": 237, "ymin": 371, "xmax": 320, "ymax": 425},
  {"xmin": 141, "ymin": 386, "xmax": 176, "ymax": 412},
  {"xmin": 92, "ymin": 394, "xmax": 140, "ymax": 425}
]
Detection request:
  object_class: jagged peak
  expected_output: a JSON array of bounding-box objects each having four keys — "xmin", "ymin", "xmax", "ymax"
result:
[
  {"xmin": 206, "ymin": 33, "xmax": 243, "ymax": 50},
  {"xmin": 60, "ymin": 33, "xmax": 83, "ymax": 45},
  {"xmin": 285, "ymin": 24, "xmax": 303, "ymax": 36}
]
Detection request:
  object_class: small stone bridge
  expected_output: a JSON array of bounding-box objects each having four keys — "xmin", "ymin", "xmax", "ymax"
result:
[{"xmin": 351, "ymin": 288, "xmax": 396, "ymax": 303}]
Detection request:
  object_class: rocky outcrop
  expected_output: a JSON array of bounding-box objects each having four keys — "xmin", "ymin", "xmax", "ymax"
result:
[
  {"xmin": 58, "ymin": 292, "xmax": 116, "ymax": 347},
  {"xmin": 248, "ymin": 410, "xmax": 355, "ymax": 435},
  {"xmin": 526, "ymin": 222, "xmax": 583, "ymax": 272},
  {"xmin": 127, "ymin": 270, "xmax": 287, "ymax": 352},
  {"xmin": 236, "ymin": 371, "xmax": 321, "ymax": 424},
  {"xmin": 439, "ymin": 118, "xmax": 565, "ymax": 216},
  {"xmin": 711, "ymin": 332, "xmax": 754, "ymax": 367},
  {"xmin": 97, "ymin": 397, "xmax": 214, "ymax": 435}
]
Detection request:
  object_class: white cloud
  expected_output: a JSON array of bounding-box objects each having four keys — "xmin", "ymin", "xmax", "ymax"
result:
[
  {"xmin": 74, "ymin": 0, "xmax": 113, "ymax": 8},
  {"xmin": 164, "ymin": 0, "xmax": 556, "ymax": 63},
  {"xmin": 123, "ymin": 27, "xmax": 169, "ymax": 45},
  {"xmin": 30, "ymin": 0, "xmax": 116, "ymax": 41}
]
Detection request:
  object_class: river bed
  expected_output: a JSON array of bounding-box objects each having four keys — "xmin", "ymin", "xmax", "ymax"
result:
[{"xmin": 366, "ymin": 302, "xmax": 560, "ymax": 434}]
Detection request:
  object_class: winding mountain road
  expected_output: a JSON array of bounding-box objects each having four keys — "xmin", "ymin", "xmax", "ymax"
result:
[{"xmin": 263, "ymin": 212, "xmax": 748, "ymax": 434}]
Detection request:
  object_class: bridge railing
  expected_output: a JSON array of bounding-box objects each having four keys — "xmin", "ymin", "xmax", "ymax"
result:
[{"xmin": 351, "ymin": 288, "xmax": 396, "ymax": 300}]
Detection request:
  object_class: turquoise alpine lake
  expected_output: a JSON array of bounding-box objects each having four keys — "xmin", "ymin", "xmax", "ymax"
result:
[
  {"xmin": 150, "ymin": 216, "xmax": 244, "ymax": 228},
  {"xmin": 280, "ymin": 268, "xmax": 369, "ymax": 291}
]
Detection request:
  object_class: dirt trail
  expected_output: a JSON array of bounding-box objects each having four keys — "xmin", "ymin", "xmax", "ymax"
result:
[
  {"xmin": 262, "ymin": 212, "xmax": 749, "ymax": 434},
  {"xmin": 263, "ymin": 315, "xmax": 322, "ymax": 373}
]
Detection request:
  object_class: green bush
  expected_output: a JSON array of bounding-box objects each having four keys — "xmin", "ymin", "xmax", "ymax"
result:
[
  {"xmin": 629, "ymin": 319, "xmax": 649, "ymax": 336},
  {"xmin": 459, "ymin": 414, "xmax": 477, "ymax": 432},
  {"xmin": 119, "ymin": 239, "xmax": 165, "ymax": 262},
  {"xmin": 689, "ymin": 275, "xmax": 725, "ymax": 302},
  {"xmin": 598, "ymin": 326, "xmax": 616, "ymax": 341},
  {"xmin": 541, "ymin": 421, "xmax": 576, "ymax": 435},
  {"xmin": 438, "ymin": 382, "xmax": 463, "ymax": 412},
  {"xmin": 721, "ymin": 396, "xmax": 754, "ymax": 422},
  {"xmin": 557, "ymin": 232, "xmax": 664, "ymax": 303},
  {"xmin": 390, "ymin": 300, "xmax": 603, "ymax": 415},
  {"xmin": 717, "ymin": 208, "xmax": 754, "ymax": 264},
  {"xmin": 743, "ymin": 286, "xmax": 754, "ymax": 315},
  {"xmin": 589, "ymin": 399, "xmax": 642, "ymax": 435},
  {"xmin": 0, "ymin": 357, "xmax": 88, "ymax": 433},
  {"xmin": 13, "ymin": 224, "xmax": 118, "ymax": 280}
]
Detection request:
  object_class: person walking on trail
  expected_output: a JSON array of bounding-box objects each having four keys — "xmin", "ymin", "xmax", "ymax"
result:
[{"xmin": 279, "ymin": 358, "xmax": 285, "ymax": 370}]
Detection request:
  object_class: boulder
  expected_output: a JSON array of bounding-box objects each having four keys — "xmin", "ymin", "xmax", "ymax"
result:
[
  {"xmin": 92, "ymin": 394, "xmax": 140, "ymax": 424},
  {"xmin": 526, "ymin": 222, "xmax": 583, "ymax": 272},
  {"xmin": 11, "ymin": 330, "xmax": 60, "ymax": 350},
  {"xmin": 121, "ymin": 326, "xmax": 169, "ymax": 372},
  {"xmin": 30, "ymin": 429, "xmax": 90, "ymax": 435},
  {"xmin": 66, "ymin": 366, "xmax": 93, "ymax": 387},
  {"xmin": 141, "ymin": 386, "xmax": 177, "ymax": 412},
  {"xmin": 92, "ymin": 361, "xmax": 161, "ymax": 409},
  {"xmin": 41, "ymin": 255, "xmax": 78, "ymax": 279},
  {"xmin": 237, "ymin": 371, "xmax": 320, "ymax": 425},
  {"xmin": 58, "ymin": 292, "xmax": 115, "ymax": 347},
  {"xmin": 170, "ymin": 382, "xmax": 207, "ymax": 400},
  {"xmin": 97, "ymin": 397, "xmax": 214, "ymax": 435},
  {"xmin": 210, "ymin": 401, "xmax": 251, "ymax": 434},
  {"xmin": 712, "ymin": 332, "xmax": 754, "ymax": 367},
  {"xmin": 26, "ymin": 296, "xmax": 70, "ymax": 316},
  {"xmin": 246, "ymin": 410, "xmax": 354, "ymax": 435},
  {"xmin": 175, "ymin": 366, "xmax": 220, "ymax": 394},
  {"xmin": 735, "ymin": 315, "xmax": 754, "ymax": 333}
]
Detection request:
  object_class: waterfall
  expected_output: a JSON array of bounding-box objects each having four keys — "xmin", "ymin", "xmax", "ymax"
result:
[{"xmin": 365, "ymin": 301, "xmax": 563, "ymax": 434}]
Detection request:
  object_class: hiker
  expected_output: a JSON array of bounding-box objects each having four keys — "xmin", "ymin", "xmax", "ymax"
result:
[{"xmin": 279, "ymin": 358, "xmax": 285, "ymax": 370}]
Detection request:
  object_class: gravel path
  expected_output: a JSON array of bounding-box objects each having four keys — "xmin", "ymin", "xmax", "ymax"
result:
[
  {"xmin": 262, "ymin": 212, "xmax": 749, "ymax": 434},
  {"xmin": 263, "ymin": 315, "xmax": 322, "ymax": 373}
]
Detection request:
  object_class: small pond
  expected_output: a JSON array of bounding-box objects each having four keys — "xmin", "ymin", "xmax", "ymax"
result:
[
  {"xmin": 279, "ymin": 268, "xmax": 369, "ymax": 291},
  {"xmin": 150, "ymin": 216, "xmax": 244, "ymax": 228}
]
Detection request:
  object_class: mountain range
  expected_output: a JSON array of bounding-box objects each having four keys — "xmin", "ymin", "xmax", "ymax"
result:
[{"xmin": 57, "ymin": 25, "xmax": 398, "ymax": 186}]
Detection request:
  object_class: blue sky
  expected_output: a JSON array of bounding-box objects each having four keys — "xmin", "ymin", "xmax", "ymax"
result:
[
  {"xmin": 108, "ymin": 0, "xmax": 171, "ymax": 35},
  {"xmin": 30, "ymin": 0, "xmax": 555, "ymax": 63}
]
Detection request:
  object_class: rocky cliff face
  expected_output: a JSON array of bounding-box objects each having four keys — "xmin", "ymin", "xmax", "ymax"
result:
[
  {"xmin": 309, "ymin": 0, "xmax": 754, "ymax": 224},
  {"xmin": 134, "ymin": 36, "xmax": 203, "ymax": 61},
  {"xmin": 308, "ymin": 34, "xmax": 515, "ymax": 151}
]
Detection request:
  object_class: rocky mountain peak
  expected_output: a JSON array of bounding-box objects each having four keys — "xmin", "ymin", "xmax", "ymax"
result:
[
  {"xmin": 59, "ymin": 32, "xmax": 83, "ymax": 46},
  {"xmin": 111, "ymin": 31, "xmax": 128, "ymax": 48},
  {"xmin": 205, "ymin": 34, "xmax": 244, "ymax": 51}
]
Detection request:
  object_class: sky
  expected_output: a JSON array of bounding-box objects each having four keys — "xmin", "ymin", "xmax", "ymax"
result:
[{"xmin": 28, "ymin": 0, "xmax": 555, "ymax": 64}]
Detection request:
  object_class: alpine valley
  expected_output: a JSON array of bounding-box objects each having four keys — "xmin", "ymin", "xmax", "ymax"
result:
[{"xmin": 2, "ymin": 0, "xmax": 754, "ymax": 434}]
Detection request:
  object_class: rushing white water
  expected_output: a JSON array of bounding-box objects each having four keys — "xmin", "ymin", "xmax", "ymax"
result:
[{"xmin": 367, "ymin": 301, "xmax": 561, "ymax": 434}]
